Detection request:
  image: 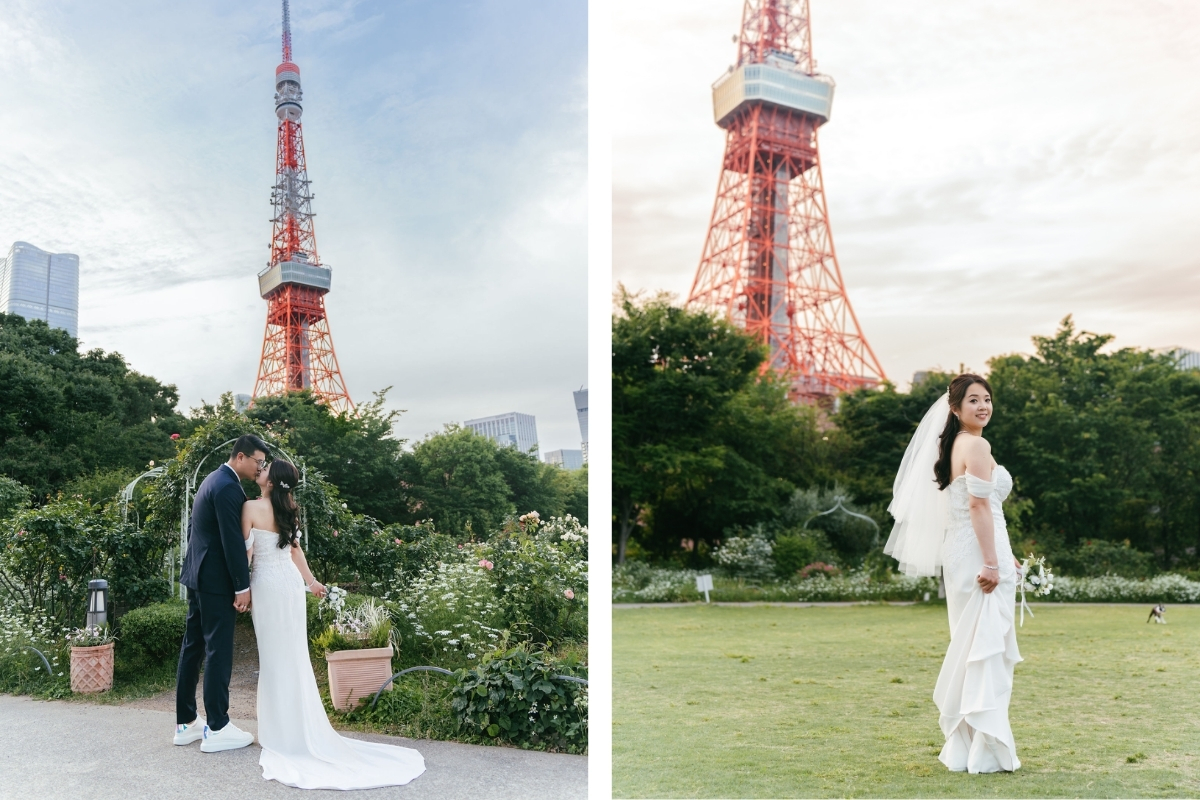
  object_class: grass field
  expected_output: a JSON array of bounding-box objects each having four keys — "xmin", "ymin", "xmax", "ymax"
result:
[{"xmin": 613, "ymin": 603, "xmax": 1200, "ymax": 798}]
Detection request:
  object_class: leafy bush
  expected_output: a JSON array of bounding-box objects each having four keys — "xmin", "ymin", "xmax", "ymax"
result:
[
  {"xmin": 0, "ymin": 498, "xmax": 170, "ymax": 622},
  {"xmin": 613, "ymin": 564, "xmax": 936, "ymax": 603},
  {"xmin": 451, "ymin": 645, "xmax": 587, "ymax": 753},
  {"xmin": 117, "ymin": 601, "xmax": 187, "ymax": 671},
  {"xmin": 0, "ymin": 477, "xmax": 31, "ymax": 522},
  {"xmin": 772, "ymin": 530, "xmax": 834, "ymax": 578},
  {"xmin": 483, "ymin": 514, "xmax": 587, "ymax": 644},
  {"xmin": 780, "ymin": 486, "xmax": 882, "ymax": 565},
  {"xmin": 1051, "ymin": 539, "xmax": 1157, "ymax": 579},
  {"xmin": 713, "ymin": 532, "xmax": 774, "ymax": 580}
]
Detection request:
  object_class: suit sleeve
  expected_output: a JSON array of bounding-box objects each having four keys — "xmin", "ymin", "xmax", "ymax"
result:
[{"xmin": 216, "ymin": 482, "xmax": 252, "ymax": 594}]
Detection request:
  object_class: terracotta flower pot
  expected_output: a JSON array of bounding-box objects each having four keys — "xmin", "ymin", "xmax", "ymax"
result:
[
  {"xmin": 70, "ymin": 642, "xmax": 114, "ymax": 694},
  {"xmin": 325, "ymin": 644, "xmax": 394, "ymax": 711}
]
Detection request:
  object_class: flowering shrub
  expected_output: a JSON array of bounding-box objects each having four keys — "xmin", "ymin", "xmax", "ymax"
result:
[
  {"xmin": 451, "ymin": 645, "xmax": 587, "ymax": 753},
  {"xmin": 0, "ymin": 600, "xmax": 66, "ymax": 689},
  {"xmin": 712, "ymin": 533, "xmax": 774, "ymax": 580},
  {"xmin": 385, "ymin": 553, "xmax": 505, "ymax": 669},
  {"xmin": 1046, "ymin": 574, "xmax": 1200, "ymax": 603},
  {"xmin": 612, "ymin": 564, "xmax": 937, "ymax": 603},
  {"xmin": 612, "ymin": 563, "xmax": 702, "ymax": 603},
  {"xmin": 798, "ymin": 562, "xmax": 840, "ymax": 580},
  {"xmin": 482, "ymin": 514, "xmax": 587, "ymax": 644}
]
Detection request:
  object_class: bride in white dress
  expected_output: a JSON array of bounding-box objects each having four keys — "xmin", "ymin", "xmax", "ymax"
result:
[
  {"xmin": 242, "ymin": 459, "xmax": 425, "ymax": 790},
  {"xmin": 884, "ymin": 373, "xmax": 1022, "ymax": 774}
]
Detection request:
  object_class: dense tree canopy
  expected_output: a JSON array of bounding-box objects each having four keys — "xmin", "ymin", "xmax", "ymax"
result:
[
  {"xmin": 0, "ymin": 313, "xmax": 191, "ymax": 500},
  {"xmin": 833, "ymin": 318, "xmax": 1200, "ymax": 573},
  {"xmin": 612, "ymin": 291, "xmax": 824, "ymax": 563},
  {"xmin": 398, "ymin": 425, "xmax": 586, "ymax": 536},
  {"xmin": 243, "ymin": 390, "xmax": 406, "ymax": 523}
]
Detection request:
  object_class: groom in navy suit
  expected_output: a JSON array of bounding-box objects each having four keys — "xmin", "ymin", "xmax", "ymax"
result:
[{"xmin": 173, "ymin": 434, "xmax": 269, "ymax": 753}]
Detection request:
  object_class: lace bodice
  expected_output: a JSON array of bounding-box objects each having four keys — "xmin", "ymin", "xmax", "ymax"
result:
[{"xmin": 943, "ymin": 465, "xmax": 1016, "ymax": 576}]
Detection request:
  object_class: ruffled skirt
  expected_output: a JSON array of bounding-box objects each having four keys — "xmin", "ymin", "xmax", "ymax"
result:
[{"xmin": 934, "ymin": 530, "xmax": 1022, "ymax": 773}]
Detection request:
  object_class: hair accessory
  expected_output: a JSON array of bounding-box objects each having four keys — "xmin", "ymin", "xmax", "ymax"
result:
[{"xmin": 278, "ymin": 481, "xmax": 290, "ymax": 489}]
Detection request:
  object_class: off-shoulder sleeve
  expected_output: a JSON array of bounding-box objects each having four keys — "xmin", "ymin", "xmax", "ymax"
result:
[
  {"xmin": 244, "ymin": 530, "xmax": 255, "ymax": 551},
  {"xmin": 964, "ymin": 473, "xmax": 995, "ymax": 498}
]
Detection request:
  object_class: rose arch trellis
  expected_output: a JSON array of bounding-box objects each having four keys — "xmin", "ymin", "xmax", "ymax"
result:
[{"xmin": 132, "ymin": 435, "xmax": 308, "ymax": 602}]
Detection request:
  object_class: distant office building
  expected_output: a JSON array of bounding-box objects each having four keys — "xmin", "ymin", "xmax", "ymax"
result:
[
  {"xmin": 1162, "ymin": 348, "xmax": 1200, "ymax": 371},
  {"xmin": 0, "ymin": 241, "xmax": 79, "ymax": 337},
  {"xmin": 464, "ymin": 412, "xmax": 539, "ymax": 454},
  {"xmin": 544, "ymin": 449, "xmax": 583, "ymax": 471},
  {"xmin": 573, "ymin": 388, "xmax": 588, "ymax": 463}
]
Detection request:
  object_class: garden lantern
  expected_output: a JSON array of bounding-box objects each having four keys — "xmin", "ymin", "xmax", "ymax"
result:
[{"xmin": 86, "ymin": 579, "xmax": 108, "ymax": 629}]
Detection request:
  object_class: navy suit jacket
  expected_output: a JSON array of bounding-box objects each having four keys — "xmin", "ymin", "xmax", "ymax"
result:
[{"xmin": 180, "ymin": 464, "xmax": 251, "ymax": 597}]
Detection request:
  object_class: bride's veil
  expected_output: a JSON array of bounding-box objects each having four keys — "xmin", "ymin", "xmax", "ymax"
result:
[{"xmin": 883, "ymin": 392, "xmax": 951, "ymax": 577}]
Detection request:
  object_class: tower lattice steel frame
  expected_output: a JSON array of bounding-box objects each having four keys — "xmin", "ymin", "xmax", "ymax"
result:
[
  {"xmin": 688, "ymin": 0, "xmax": 885, "ymax": 403},
  {"xmin": 252, "ymin": 0, "xmax": 354, "ymax": 415}
]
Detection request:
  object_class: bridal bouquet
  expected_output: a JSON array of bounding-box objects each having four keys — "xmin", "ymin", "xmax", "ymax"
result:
[
  {"xmin": 1017, "ymin": 553, "xmax": 1054, "ymax": 627},
  {"xmin": 1019, "ymin": 553, "xmax": 1055, "ymax": 597}
]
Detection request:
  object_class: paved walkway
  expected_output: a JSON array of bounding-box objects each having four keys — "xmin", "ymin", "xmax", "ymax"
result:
[{"xmin": 0, "ymin": 695, "xmax": 587, "ymax": 799}]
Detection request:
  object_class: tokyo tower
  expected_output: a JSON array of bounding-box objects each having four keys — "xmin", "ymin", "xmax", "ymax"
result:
[
  {"xmin": 687, "ymin": 0, "xmax": 886, "ymax": 403},
  {"xmin": 252, "ymin": 0, "xmax": 354, "ymax": 415}
]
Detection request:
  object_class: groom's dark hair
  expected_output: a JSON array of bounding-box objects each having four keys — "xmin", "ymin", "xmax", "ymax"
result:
[{"xmin": 230, "ymin": 434, "xmax": 270, "ymax": 461}]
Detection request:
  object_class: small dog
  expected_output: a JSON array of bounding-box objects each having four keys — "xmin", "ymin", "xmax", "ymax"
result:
[{"xmin": 1147, "ymin": 604, "xmax": 1166, "ymax": 624}]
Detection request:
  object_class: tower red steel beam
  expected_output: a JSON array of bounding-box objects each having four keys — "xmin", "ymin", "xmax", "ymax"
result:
[
  {"xmin": 252, "ymin": 0, "xmax": 354, "ymax": 415},
  {"xmin": 687, "ymin": 0, "xmax": 886, "ymax": 404}
]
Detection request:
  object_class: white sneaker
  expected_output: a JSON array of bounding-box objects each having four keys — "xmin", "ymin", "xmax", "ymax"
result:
[
  {"xmin": 173, "ymin": 716, "xmax": 206, "ymax": 745},
  {"xmin": 199, "ymin": 721, "xmax": 254, "ymax": 753}
]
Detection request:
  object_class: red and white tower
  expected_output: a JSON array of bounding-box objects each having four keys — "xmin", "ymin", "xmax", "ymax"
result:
[
  {"xmin": 687, "ymin": 0, "xmax": 885, "ymax": 403},
  {"xmin": 253, "ymin": 0, "xmax": 354, "ymax": 414}
]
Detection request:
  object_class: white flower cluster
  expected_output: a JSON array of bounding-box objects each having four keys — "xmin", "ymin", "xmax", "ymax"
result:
[
  {"xmin": 488, "ymin": 515, "xmax": 589, "ymax": 608},
  {"xmin": 386, "ymin": 557, "xmax": 503, "ymax": 657},
  {"xmin": 712, "ymin": 533, "xmax": 774, "ymax": 581},
  {"xmin": 0, "ymin": 599, "xmax": 65, "ymax": 677}
]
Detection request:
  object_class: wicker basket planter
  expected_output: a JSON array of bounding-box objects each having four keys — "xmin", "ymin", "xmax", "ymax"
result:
[
  {"xmin": 70, "ymin": 642, "xmax": 114, "ymax": 694},
  {"xmin": 325, "ymin": 644, "xmax": 393, "ymax": 711}
]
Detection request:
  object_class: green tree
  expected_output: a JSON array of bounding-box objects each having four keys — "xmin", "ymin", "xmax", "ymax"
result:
[
  {"xmin": 0, "ymin": 313, "xmax": 191, "ymax": 500},
  {"xmin": 398, "ymin": 425, "xmax": 515, "ymax": 536},
  {"xmin": 612, "ymin": 290, "xmax": 823, "ymax": 563},
  {"xmin": 985, "ymin": 317, "xmax": 1200, "ymax": 567},
  {"xmin": 243, "ymin": 389, "xmax": 406, "ymax": 523}
]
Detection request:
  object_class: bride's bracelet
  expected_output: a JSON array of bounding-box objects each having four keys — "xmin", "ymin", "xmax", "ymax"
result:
[{"xmin": 982, "ymin": 564, "xmax": 999, "ymax": 570}]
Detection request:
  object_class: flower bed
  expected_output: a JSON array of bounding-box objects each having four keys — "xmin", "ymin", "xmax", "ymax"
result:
[{"xmin": 613, "ymin": 563, "xmax": 1200, "ymax": 604}]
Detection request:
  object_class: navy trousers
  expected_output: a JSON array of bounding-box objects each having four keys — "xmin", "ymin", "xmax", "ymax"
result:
[{"xmin": 175, "ymin": 589, "xmax": 237, "ymax": 731}]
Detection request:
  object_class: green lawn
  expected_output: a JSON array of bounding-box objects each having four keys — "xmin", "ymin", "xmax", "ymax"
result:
[{"xmin": 613, "ymin": 603, "xmax": 1200, "ymax": 798}]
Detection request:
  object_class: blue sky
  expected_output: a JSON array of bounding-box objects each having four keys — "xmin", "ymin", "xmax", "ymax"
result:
[
  {"xmin": 0, "ymin": 0, "xmax": 587, "ymax": 453},
  {"xmin": 614, "ymin": 0, "xmax": 1200, "ymax": 388}
]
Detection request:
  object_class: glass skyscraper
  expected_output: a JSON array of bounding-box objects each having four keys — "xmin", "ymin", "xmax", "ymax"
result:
[
  {"xmin": 0, "ymin": 242, "xmax": 79, "ymax": 337},
  {"xmin": 463, "ymin": 412, "xmax": 539, "ymax": 455}
]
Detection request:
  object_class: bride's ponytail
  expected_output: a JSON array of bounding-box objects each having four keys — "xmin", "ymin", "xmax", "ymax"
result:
[{"xmin": 933, "ymin": 373, "xmax": 992, "ymax": 489}]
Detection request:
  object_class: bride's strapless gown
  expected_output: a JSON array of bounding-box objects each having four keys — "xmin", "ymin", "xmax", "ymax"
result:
[
  {"xmin": 934, "ymin": 467, "xmax": 1022, "ymax": 773},
  {"xmin": 249, "ymin": 528, "xmax": 425, "ymax": 790}
]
